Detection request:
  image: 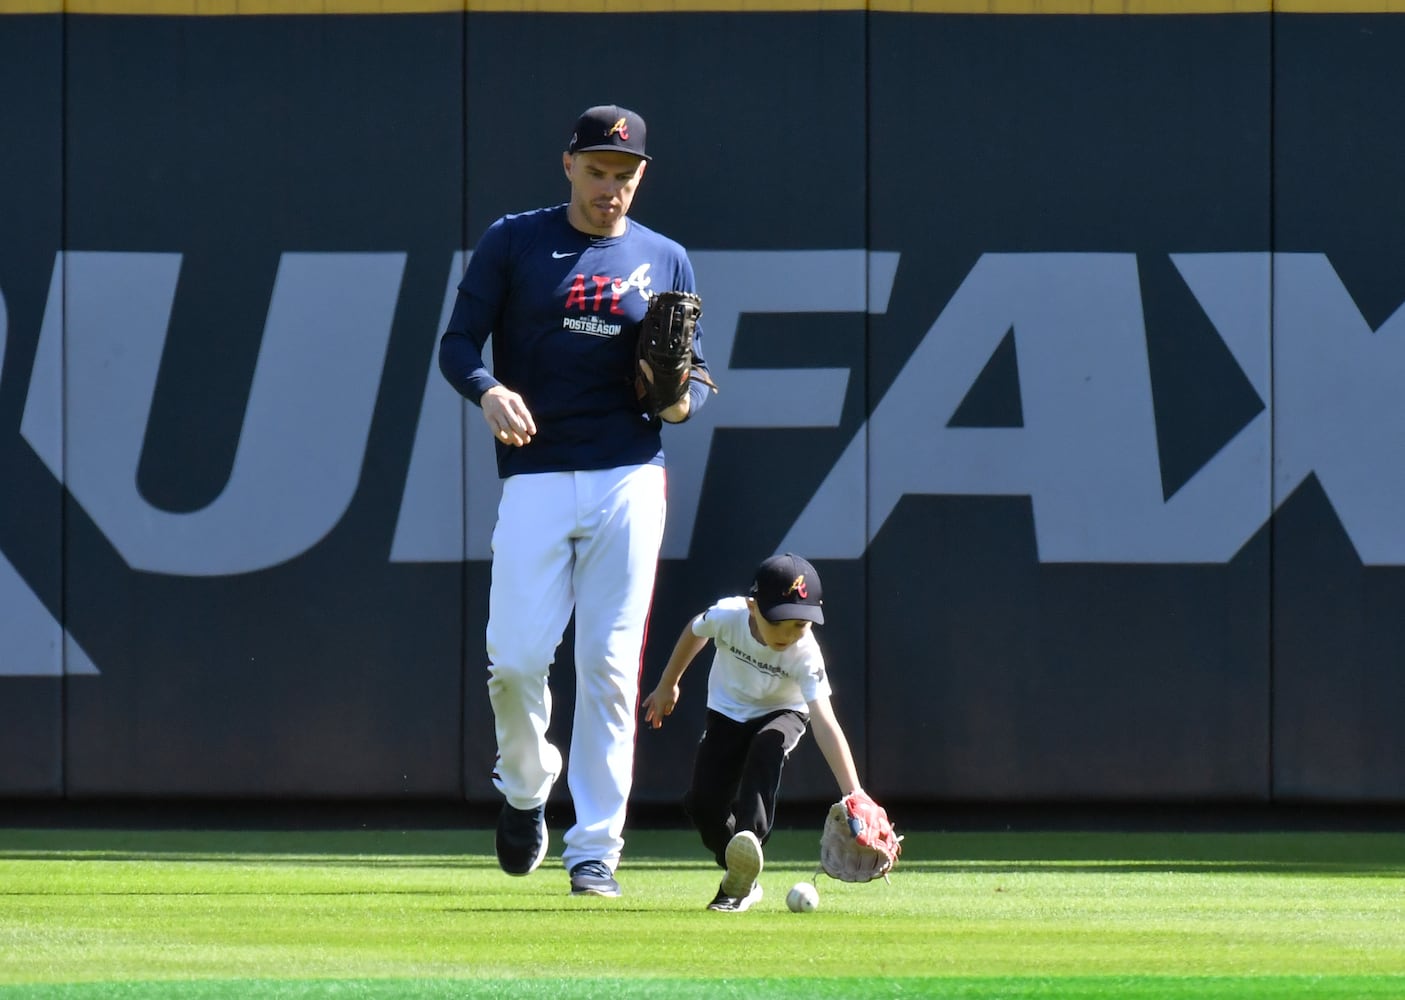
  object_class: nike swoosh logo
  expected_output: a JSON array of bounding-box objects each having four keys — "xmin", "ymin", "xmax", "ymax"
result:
[{"xmin": 552, "ymin": 250, "xmax": 578, "ymax": 259}]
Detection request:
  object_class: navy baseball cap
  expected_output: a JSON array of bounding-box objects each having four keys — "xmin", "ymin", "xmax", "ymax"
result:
[
  {"xmin": 568, "ymin": 104, "xmax": 651, "ymax": 161},
  {"xmin": 750, "ymin": 553, "xmax": 824, "ymax": 625}
]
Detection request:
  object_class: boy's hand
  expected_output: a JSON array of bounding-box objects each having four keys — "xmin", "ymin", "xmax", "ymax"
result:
[{"xmin": 642, "ymin": 685, "xmax": 680, "ymax": 729}]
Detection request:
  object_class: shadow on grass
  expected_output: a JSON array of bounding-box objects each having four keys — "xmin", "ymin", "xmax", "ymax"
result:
[{"xmin": 4, "ymin": 824, "xmax": 1405, "ymax": 878}]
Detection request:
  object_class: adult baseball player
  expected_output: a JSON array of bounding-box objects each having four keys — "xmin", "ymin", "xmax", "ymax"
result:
[{"xmin": 438, "ymin": 104, "xmax": 715, "ymax": 898}]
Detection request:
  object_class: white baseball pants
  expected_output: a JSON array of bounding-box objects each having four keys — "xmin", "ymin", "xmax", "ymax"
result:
[{"xmin": 485, "ymin": 463, "xmax": 666, "ymax": 872}]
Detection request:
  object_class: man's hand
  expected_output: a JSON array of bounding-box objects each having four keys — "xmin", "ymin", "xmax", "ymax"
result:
[{"xmin": 481, "ymin": 384, "xmax": 536, "ymax": 446}]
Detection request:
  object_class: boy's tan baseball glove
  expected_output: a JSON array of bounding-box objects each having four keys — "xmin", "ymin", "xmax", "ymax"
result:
[{"xmin": 819, "ymin": 790, "xmax": 903, "ymax": 883}]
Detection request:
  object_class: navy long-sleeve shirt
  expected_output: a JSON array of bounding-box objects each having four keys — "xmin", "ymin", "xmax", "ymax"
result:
[{"xmin": 439, "ymin": 204, "xmax": 712, "ymax": 479}]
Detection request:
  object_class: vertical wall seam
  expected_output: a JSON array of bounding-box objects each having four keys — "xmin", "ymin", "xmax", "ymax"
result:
[
  {"xmin": 59, "ymin": 5, "xmax": 69, "ymax": 800},
  {"xmin": 458, "ymin": 1, "xmax": 471, "ymax": 803},
  {"xmin": 862, "ymin": 0, "xmax": 874, "ymax": 790},
  {"xmin": 1265, "ymin": 4, "xmax": 1278, "ymax": 804}
]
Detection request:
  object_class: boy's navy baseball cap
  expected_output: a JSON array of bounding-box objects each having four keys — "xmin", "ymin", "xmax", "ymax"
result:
[
  {"xmin": 568, "ymin": 104, "xmax": 651, "ymax": 161},
  {"xmin": 750, "ymin": 553, "xmax": 825, "ymax": 625}
]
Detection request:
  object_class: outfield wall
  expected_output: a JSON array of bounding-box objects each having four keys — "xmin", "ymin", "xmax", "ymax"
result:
[{"xmin": 2, "ymin": 4, "xmax": 1404, "ymax": 807}]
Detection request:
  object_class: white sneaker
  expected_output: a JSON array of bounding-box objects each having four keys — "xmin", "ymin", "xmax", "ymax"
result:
[{"xmin": 720, "ymin": 830, "xmax": 763, "ymax": 899}]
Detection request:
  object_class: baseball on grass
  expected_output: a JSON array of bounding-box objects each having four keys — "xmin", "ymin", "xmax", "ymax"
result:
[{"xmin": 786, "ymin": 881, "xmax": 819, "ymax": 912}]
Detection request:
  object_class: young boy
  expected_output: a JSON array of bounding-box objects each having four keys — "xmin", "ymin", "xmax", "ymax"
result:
[{"xmin": 641, "ymin": 552, "xmax": 872, "ymax": 912}]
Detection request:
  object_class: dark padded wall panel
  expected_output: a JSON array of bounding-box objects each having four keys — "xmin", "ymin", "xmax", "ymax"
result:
[
  {"xmin": 1270, "ymin": 14, "xmax": 1405, "ymax": 801},
  {"xmin": 862, "ymin": 13, "xmax": 1274, "ymax": 800},
  {"xmin": 58, "ymin": 13, "xmax": 469, "ymax": 796},
  {"xmin": 0, "ymin": 14, "xmax": 65, "ymax": 794}
]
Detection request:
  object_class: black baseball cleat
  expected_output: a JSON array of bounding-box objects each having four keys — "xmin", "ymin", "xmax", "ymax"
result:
[
  {"xmin": 569, "ymin": 859, "xmax": 621, "ymax": 897},
  {"xmin": 707, "ymin": 881, "xmax": 763, "ymax": 912},
  {"xmin": 496, "ymin": 802, "xmax": 547, "ymax": 876}
]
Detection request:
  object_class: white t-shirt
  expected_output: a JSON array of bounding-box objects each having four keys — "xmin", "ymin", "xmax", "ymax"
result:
[{"xmin": 693, "ymin": 596, "xmax": 831, "ymax": 722}]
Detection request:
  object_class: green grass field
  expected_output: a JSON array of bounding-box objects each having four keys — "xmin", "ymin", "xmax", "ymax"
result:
[{"xmin": 2, "ymin": 823, "xmax": 1403, "ymax": 998}]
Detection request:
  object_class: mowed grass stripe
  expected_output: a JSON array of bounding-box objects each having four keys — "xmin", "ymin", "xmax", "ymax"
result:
[
  {"xmin": 1, "ymin": 828, "xmax": 1403, "ymax": 991},
  {"xmin": 5, "ymin": 977, "xmax": 1405, "ymax": 1000}
]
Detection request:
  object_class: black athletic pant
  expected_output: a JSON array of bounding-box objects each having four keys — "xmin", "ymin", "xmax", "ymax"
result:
[{"xmin": 682, "ymin": 708, "xmax": 809, "ymax": 868}]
